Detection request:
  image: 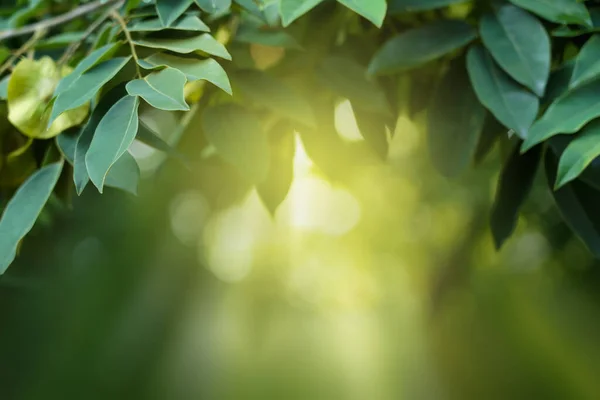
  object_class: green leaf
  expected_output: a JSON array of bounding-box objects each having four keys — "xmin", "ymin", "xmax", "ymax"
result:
[
  {"xmin": 86, "ymin": 95, "xmax": 140, "ymax": 192},
  {"xmin": 388, "ymin": 0, "xmax": 467, "ymax": 13},
  {"xmin": 508, "ymin": 0, "xmax": 592, "ymax": 27},
  {"xmin": 8, "ymin": 57, "xmax": 89, "ymax": 139},
  {"xmin": 0, "ymin": 162, "xmax": 63, "ymax": 274},
  {"xmin": 280, "ymin": 0, "xmax": 325, "ymax": 27},
  {"xmin": 0, "ymin": 75, "xmax": 8, "ymax": 100},
  {"xmin": 490, "ymin": 144, "xmax": 541, "ymax": 249},
  {"xmin": 318, "ymin": 56, "xmax": 389, "ymax": 115},
  {"xmin": 195, "ymin": 0, "xmax": 231, "ymax": 14},
  {"xmin": 428, "ymin": 57, "xmax": 486, "ymax": 178},
  {"xmin": 569, "ymin": 35, "xmax": 600, "ymax": 89},
  {"xmin": 137, "ymin": 121, "xmax": 184, "ymax": 161},
  {"xmin": 126, "ymin": 68, "xmax": 189, "ymax": 111},
  {"xmin": 54, "ymin": 42, "xmax": 122, "ymax": 97},
  {"xmin": 337, "ymin": 0, "xmax": 386, "ymax": 27},
  {"xmin": 467, "ymin": 45, "xmax": 539, "ymax": 139},
  {"xmin": 156, "ymin": 0, "xmax": 194, "ymax": 27},
  {"xmin": 353, "ymin": 107, "xmax": 389, "ymax": 160},
  {"xmin": 545, "ymin": 150, "xmax": 600, "ymax": 258},
  {"xmin": 73, "ymin": 84, "xmax": 128, "ymax": 195},
  {"xmin": 129, "ymin": 14, "xmax": 210, "ymax": 32},
  {"xmin": 367, "ymin": 20, "xmax": 476, "ymax": 76},
  {"xmin": 480, "ymin": 4, "xmax": 550, "ymax": 97},
  {"xmin": 474, "ymin": 114, "xmax": 506, "ymax": 165},
  {"xmin": 103, "ymin": 152, "xmax": 140, "ymax": 196},
  {"xmin": 49, "ymin": 57, "xmax": 131, "ymax": 127},
  {"xmin": 235, "ymin": 24, "xmax": 301, "ymax": 49},
  {"xmin": 521, "ymin": 79, "xmax": 600, "ymax": 152},
  {"xmin": 138, "ymin": 53, "xmax": 231, "ymax": 94},
  {"xmin": 555, "ymin": 119, "xmax": 600, "ymax": 188},
  {"xmin": 257, "ymin": 121, "xmax": 295, "ymax": 214},
  {"xmin": 134, "ymin": 34, "xmax": 232, "ymax": 59},
  {"xmin": 232, "ymin": 70, "xmax": 316, "ymax": 127},
  {"xmin": 202, "ymin": 104, "xmax": 270, "ymax": 183},
  {"xmin": 55, "ymin": 131, "xmax": 78, "ymax": 164},
  {"xmin": 542, "ymin": 61, "xmax": 574, "ymax": 105}
]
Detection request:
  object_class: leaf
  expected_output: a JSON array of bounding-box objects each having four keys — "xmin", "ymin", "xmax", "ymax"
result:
[
  {"xmin": 156, "ymin": 0, "xmax": 194, "ymax": 27},
  {"xmin": 48, "ymin": 57, "xmax": 131, "ymax": 127},
  {"xmin": 555, "ymin": 119, "xmax": 600, "ymax": 188},
  {"xmin": 7, "ymin": 57, "xmax": 89, "ymax": 139},
  {"xmin": 54, "ymin": 42, "xmax": 122, "ymax": 97},
  {"xmin": 428, "ymin": 57, "xmax": 486, "ymax": 177},
  {"xmin": 280, "ymin": 0, "xmax": 325, "ymax": 27},
  {"xmin": 480, "ymin": 4, "xmax": 550, "ymax": 97},
  {"xmin": 202, "ymin": 104, "xmax": 270, "ymax": 183},
  {"xmin": 195, "ymin": 0, "xmax": 231, "ymax": 14},
  {"xmin": 138, "ymin": 53, "xmax": 231, "ymax": 94},
  {"xmin": 521, "ymin": 79, "xmax": 600, "ymax": 152},
  {"xmin": 542, "ymin": 61, "xmax": 574, "ymax": 105},
  {"xmin": 490, "ymin": 144, "xmax": 541, "ymax": 249},
  {"xmin": 257, "ymin": 121, "xmax": 295, "ymax": 214},
  {"xmin": 73, "ymin": 84, "xmax": 128, "ymax": 195},
  {"xmin": 126, "ymin": 68, "xmax": 189, "ymax": 111},
  {"xmin": 368, "ymin": 20, "xmax": 476, "ymax": 76},
  {"xmin": 103, "ymin": 152, "xmax": 140, "ymax": 196},
  {"xmin": 129, "ymin": 14, "xmax": 210, "ymax": 32},
  {"xmin": 353, "ymin": 107, "xmax": 389, "ymax": 160},
  {"xmin": 467, "ymin": 45, "xmax": 539, "ymax": 139},
  {"xmin": 388, "ymin": 0, "xmax": 467, "ymax": 13},
  {"xmin": 474, "ymin": 114, "xmax": 506, "ymax": 165},
  {"xmin": 508, "ymin": 0, "xmax": 592, "ymax": 27},
  {"xmin": 137, "ymin": 121, "xmax": 185, "ymax": 161},
  {"xmin": 337, "ymin": 0, "xmax": 387, "ymax": 27},
  {"xmin": 134, "ymin": 34, "xmax": 231, "ymax": 59},
  {"xmin": 232, "ymin": 70, "xmax": 316, "ymax": 127},
  {"xmin": 569, "ymin": 35, "xmax": 600, "ymax": 90},
  {"xmin": 0, "ymin": 162, "xmax": 63, "ymax": 274},
  {"xmin": 86, "ymin": 96, "xmax": 140, "ymax": 192},
  {"xmin": 318, "ymin": 56, "xmax": 390, "ymax": 115},
  {"xmin": 235, "ymin": 24, "xmax": 301, "ymax": 49},
  {"xmin": 55, "ymin": 131, "xmax": 78, "ymax": 164},
  {"xmin": 0, "ymin": 75, "xmax": 8, "ymax": 100},
  {"xmin": 545, "ymin": 150, "xmax": 600, "ymax": 258}
]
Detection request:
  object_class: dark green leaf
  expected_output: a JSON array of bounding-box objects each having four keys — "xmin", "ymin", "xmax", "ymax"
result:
[
  {"xmin": 258, "ymin": 121, "xmax": 295, "ymax": 214},
  {"xmin": 467, "ymin": 45, "xmax": 539, "ymax": 139},
  {"xmin": 202, "ymin": 104, "xmax": 270, "ymax": 183},
  {"xmin": 134, "ymin": 34, "xmax": 232, "ymax": 59},
  {"xmin": 156, "ymin": 0, "xmax": 194, "ymax": 27},
  {"xmin": 388, "ymin": 0, "xmax": 467, "ymax": 13},
  {"xmin": 491, "ymin": 144, "xmax": 541, "ymax": 249},
  {"xmin": 428, "ymin": 57, "xmax": 486, "ymax": 177},
  {"xmin": 368, "ymin": 20, "xmax": 476, "ymax": 76},
  {"xmin": 129, "ymin": 14, "xmax": 210, "ymax": 32},
  {"xmin": 545, "ymin": 150, "xmax": 600, "ymax": 258},
  {"xmin": 195, "ymin": 0, "xmax": 231, "ymax": 14}
]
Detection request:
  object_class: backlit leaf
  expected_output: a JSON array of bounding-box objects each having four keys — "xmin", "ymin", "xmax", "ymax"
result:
[
  {"xmin": 202, "ymin": 104, "xmax": 270, "ymax": 183},
  {"xmin": 337, "ymin": 0, "xmax": 387, "ymax": 27}
]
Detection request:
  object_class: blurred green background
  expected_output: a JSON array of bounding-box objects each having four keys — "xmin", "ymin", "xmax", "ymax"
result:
[{"xmin": 2, "ymin": 104, "xmax": 600, "ymax": 400}]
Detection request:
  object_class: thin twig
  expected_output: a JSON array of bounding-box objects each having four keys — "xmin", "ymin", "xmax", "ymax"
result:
[
  {"xmin": 110, "ymin": 9, "xmax": 141, "ymax": 78},
  {"xmin": 0, "ymin": 28, "xmax": 46, "ymax": 75},
  {"xmin": 58, "ymin": 0, "xmax": 125, "ymax": 66},
  {"xmin": 0, "ymin": 0, "xmax": 120, "ymax": 42}
]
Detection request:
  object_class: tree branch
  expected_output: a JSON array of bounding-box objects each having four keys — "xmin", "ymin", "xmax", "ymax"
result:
[{"xmin": 0, "ymin": 0, "xmax": 121, "ymax": 42}]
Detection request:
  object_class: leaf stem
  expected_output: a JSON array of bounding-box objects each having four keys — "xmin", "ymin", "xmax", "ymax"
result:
[
  {"xmin": 58, "ymin": 0, "xmax": 125, "ymax": 66},
  {"xmin": 0, "ymin": 28, "xmax": 46, "ymax": 75},
  {"xmin": 0, "ymin": 0, "xmax": 121, "ymax": 42},
  {"xmin": 110, "ymin": 10, "xmax": 141, "ymax": 78}
]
